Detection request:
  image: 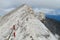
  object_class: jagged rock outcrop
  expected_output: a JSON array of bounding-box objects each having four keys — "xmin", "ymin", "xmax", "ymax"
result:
[
  {"xmin": 35, "ymin": 12, "xmax": 45, "ymax": 21},
  {"xmin": 0, "ymin": 4, "xmax": 58, "ymax": 40}
]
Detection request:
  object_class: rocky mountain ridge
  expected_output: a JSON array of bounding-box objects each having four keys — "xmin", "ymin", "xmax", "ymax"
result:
[{"xmin": 0, "ymin": 4, "xmax": 58, "ymax": 40}]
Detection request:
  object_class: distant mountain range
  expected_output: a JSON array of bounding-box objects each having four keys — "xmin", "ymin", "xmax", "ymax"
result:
[{"xmin": 46, "ymin": 15, "xmax": 60, "ymax": 22}]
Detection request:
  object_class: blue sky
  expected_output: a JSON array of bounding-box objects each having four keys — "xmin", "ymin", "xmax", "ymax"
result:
[{"xmin": 0, "ymin": 0, "xmax": 60, "ymax": 21}]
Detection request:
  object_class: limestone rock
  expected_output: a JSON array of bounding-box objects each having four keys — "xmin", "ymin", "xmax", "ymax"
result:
[{"xmin": 0, "ymin": 4, "xmax": 58, "ymax": 40}]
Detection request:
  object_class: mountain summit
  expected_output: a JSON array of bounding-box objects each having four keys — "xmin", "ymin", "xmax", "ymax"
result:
[{"xmin": 0, "ymin": 4, "xmax": 58, "ymax": 40}]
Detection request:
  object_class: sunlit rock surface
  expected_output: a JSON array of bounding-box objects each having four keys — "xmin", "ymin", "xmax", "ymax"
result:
[{"xmin": 0, "ymin": 4, "xmax": 58, "ymax": 40}]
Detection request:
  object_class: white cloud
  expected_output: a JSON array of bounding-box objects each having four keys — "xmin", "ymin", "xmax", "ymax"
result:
[
  {"xmin": 34, "ymin": 8, "xmax": 59, "ymax": 15},
  {"xmin": 0, "ymin": 8, "xmax": 14, "ymax": 15},
  {"xmin": 0, "ymin": 0, "xmax": 60, "ymax": 15},
  {"xmin": 34, "ymin": 8, "xmax": 55, "ymax": 13},
  {"xmin": 4, "ymin": 8, "xmax": 15, "ymax": 12}
]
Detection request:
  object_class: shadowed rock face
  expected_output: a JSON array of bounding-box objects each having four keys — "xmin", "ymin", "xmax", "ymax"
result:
[
  {"xmin": 41, "ymin": 17, "xmax": 60, "ymax": 36},
  {"xmin": 0, "ymin": 15, "xmax": 1, "ymax": 17}
]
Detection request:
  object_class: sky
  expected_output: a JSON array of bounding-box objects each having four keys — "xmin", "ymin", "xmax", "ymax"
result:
[
  {"xmin": 0, "ymin": 0, "xmax": 60, "ymax": 9},
  {"xmin": 0, "ymin": 0, "xmax": 60, "ymax": 21}
]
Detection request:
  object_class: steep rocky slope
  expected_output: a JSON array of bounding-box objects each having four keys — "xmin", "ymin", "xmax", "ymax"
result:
[
  {"xmin": 41, "ymin": 17, "xmax": 60, "ymax": 39},
  {"xmin": 0, "ymin": 4, "xmax": 58, "ymax": 40}
]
